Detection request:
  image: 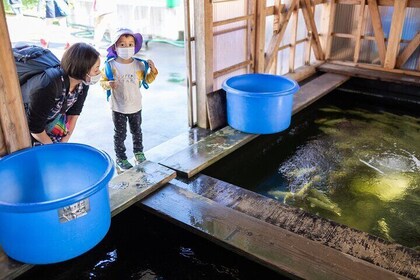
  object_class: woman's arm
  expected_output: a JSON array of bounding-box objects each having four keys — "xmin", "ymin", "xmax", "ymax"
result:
[
  {"xmin": 61, "ymin": 115, "xmax": 79, "ymax": 143},
  {"xmin": 31, "ymin": 130, "xmax": 54, "ymax": 144}
]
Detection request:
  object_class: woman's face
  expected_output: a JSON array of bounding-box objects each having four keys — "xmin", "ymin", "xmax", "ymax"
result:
[
  {"xmin": 83, "ymin": 57, "xmax": 101, "ymax": 85},
  {"xmin": 88, "ymin": 58, "xmax": 101, "ymax": 76}
]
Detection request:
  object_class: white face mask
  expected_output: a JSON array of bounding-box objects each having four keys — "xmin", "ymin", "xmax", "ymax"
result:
[
  {"xmin": 116, "ymin": 47, "xmax": 135, "ymax": 60},
  {"xmin": 83, "ymin": 72, "xmax": 102, "ymax": 86}
]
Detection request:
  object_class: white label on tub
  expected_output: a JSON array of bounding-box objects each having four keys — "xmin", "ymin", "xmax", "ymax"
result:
[{"xmin": 58, "ymin": 198, "xmax": 90, "ymax": 223}]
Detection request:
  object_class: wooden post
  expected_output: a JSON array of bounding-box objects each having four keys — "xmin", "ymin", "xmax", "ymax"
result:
[
  {"xmin": 254, "ymin": 0, "xmax": 266, "ymax": 73},
  {"xmin": 384, "ymin": 0, "xmax": 408, "ymax": 69},
  {"xmin": 184, "ymin": 0, "xmax": 194, "ymax": 127},
  {"xmin": 319, "ymin": 0, "xmax": 336, "ymax": 60},
  {"xmin": 194, "ymin": 0, "xmax": 213, "ymax": 129},
  {"xmin": 247, "ymin": 0, "xmax": 256, "ymax": 73},
  {"xmin": 367, "ymin": 0, "xmax": 387, "ymax": 66},
  {"xmin": 289, "ymin": 0, "xmax": 299, "ymax": 72},
  {"xmin": 353, "ymin": 0, "xmax": 366, "ymax": 63},
  {"xmin": 0, "ymin": 1, "xmax": 31, "ymax": 156}
]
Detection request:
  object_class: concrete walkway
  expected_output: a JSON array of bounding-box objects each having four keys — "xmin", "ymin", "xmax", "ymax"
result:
[{"xmin": 6, "ymin": 14, "xmax": 190, "ymax": 164}]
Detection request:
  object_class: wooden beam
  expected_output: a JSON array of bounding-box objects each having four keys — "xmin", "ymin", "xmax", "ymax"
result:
[
  {"xmin": 194, "ymin": 0, "xmax": 213, "ymax": 128},
  {"xmin": 170, "ymin": 174, "xmax": 420, "ymax": 279},
  {"xmin": 338, "ymin": 0, "xmax": 420, "ymax": 8},
  {"xmin": 289, "ymin": 0, "xmax": 299, "ymax": 72},
  {"xmin": 213, "ymin": 60, "xmax": 252, "ymax": 78},
  {"xmin": 318, "ymin": 62, "xmax": 420, "ymax": 85},
  {"xmin": 264, "ymin": 0, "xmax": 297, "ymax": 72},
  {"xmin": 0, "ymin": 123, "xmax": 5, "ymax": 156},
  {"xmin": 319, "ymin": 0, "xmax": 336, "ymax": 60},
  {"xmin": 254, "ymin": 0, "xmax": 266, "ymax": 73},
  {"xmin": 300, "ymin": 0, "xmax": 325, "ymax": 60},
  {"xmin": 248, "ymin": 0, "xmax": 256, "ymax": 72},
  {"xmin": 367, "ymin": 0, "xmax": 387, "ymax": 66},
  {"xmin": 141, "ymin": 183, "xmax": 410, "ymax": 280},
  {"xmin": 184, "ymin": 0, "xmax": 194, "ymax": 127},
  {"xmin": 396, "ymin": 32, "xmax": 420, "ymax": 68},
  {"xmin": 293, "ymin": 73, "xmax": 350, "ymax": 114},
  {"xmin": 0, "ymin": 1, "xmax": 32, "ymax": 156},
  {"xmin": 354, "ymin": 0, "xmax": 366, "ymax": 63},
  {"xmin": 384, "ymin": 0, "xmax": 408, "ymax": 69},
  {"xmin": 273, "ymin": 1, "xmax": 285, "ymax": 33},
  {"xmin": 285, "ymin": 63, "xmax": 322, "ymax": 82},
  {"xmin": 213, "ymin": 14, "xmax": 253, "ymax": 27}
]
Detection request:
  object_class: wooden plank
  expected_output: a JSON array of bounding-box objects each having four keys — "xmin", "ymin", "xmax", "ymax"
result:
[
  {"xmin": 254, "ymin": 0, "xmax": 266, "ymax": 73},
  {"xmin": 353, "ymin": 0, "xmax": 366, "ymax": 62},
  {"xmin": 367, "ymin": 0, "xmax": 387, "ymax": 66},
  {"xmin": 384, "ymin": 0, "xmax": 408, "ymax": 69},
  {"xmin": 169, "ymin": 175, "xmax": 419, "ymax": 279},
  {"xmin": 145, "ymin": 128, "xmax": 212, "ymax": 163},
  {"xmin": 396, "ymin": 32, "xmax": 420, "ymax": 68},
  {"xmin": 318, "ymin": 62, "xmax": 420, "ymax": 85},
  {"xmin": 292, "ymin": 73, "xmax": 350, "ymax": 114},
  {"xmin": 0, "ymin": 160, "xmax": 175, "ymax": 280},
  {"xmin": 300, "ymin": 0, "xmax": 325, "ymax": 60},
  {"xmin": 0, "ymin": 1, "xmax": 31, "ymax": 156},
  {"xmin": 206, "ymin": 89, "xmax": 227, "ymax": 130},
  {"xmin": 194, "ymin": 0, "xmax": 213, "ymax": 128},
  {"xmin": 140, "ymin": 183, "xmax": 413, "ymax": 280},
  {"xmin": 264, "ymin": 0, "xmax": 297, "ymax": 72},
  {"xmin": 108, "ymin": 160, "xmax": 176, "ymax": 217},
  {"xmin": 159, "ymin": 126, "xmax": 258, "ymax": 178}
]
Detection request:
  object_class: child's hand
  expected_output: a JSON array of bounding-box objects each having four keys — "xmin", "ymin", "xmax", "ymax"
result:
[
  {"xmin": 109, "ymin": 81, "xmax": 117, "ymax": 90},
  {"xmin": 147, "ymin": 60, "xmax": 157, "ymax": 74}
]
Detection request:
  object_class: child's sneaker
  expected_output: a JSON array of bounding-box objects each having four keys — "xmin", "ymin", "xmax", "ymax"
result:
[
  {"xmin": 134, "ymin": 152, "xmax": 146, "ymax": 165},
  {"xmin": 116, "ymin": 158, "xmax": 133, "ymax": 172}
]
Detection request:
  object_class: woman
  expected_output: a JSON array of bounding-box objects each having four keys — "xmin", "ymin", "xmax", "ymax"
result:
[{"xmin": 25, "ymin": 42, "xmax": 101, "ymax": 145}]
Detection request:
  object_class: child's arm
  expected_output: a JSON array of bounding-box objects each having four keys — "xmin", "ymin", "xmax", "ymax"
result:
[
  {"xmin": 100, "ymin": 70, "xmax": 117, "ymax": 90},
  {"xmin": 145, "ymin": 59, "xmax": 158, "ymax": 84}
]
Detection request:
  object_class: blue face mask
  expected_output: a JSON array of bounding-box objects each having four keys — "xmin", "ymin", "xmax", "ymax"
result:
[{"xmin": 116, "ymin": 47, "xmax": 135, "ymax": 60}]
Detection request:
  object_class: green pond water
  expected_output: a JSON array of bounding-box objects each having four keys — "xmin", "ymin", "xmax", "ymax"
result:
[{"xmin": 205, "ymin": 92, "xmax": 420, "ymax": 249}]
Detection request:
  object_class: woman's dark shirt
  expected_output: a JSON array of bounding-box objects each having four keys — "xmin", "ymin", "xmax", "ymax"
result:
[{"xmin": 24, "ymin": 71, "xmax": 88, "ymax": 133}]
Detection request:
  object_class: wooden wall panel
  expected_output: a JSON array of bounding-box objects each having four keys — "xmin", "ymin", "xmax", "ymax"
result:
[{"xmin": 0, "ymin": 1, "xmax": 31, "ymax": 156}]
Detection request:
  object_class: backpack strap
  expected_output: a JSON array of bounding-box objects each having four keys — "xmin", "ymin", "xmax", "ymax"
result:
[
  {"xmin": 104, "ymin": 58, "xmax": 115, "ymax": 101},
  {"xmin": 104, "ymin": 57, "xmax": 150, "ymax": 101},
  {"xmin": 60, "ymin": 74, "xmax": 71, "ymax": 114},
  {"xmin": 133, "ymin": 57, "xmax": 150, "ymax": 90}
]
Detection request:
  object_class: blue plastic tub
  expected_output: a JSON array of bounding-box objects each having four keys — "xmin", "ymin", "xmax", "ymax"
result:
[
  {"xmin": 0, "ymin": 143, "xmax": 114, "ymax": 264},
  {"xmin": 222, "ymin": 74, "xmax": 299, "ymax": 134}
]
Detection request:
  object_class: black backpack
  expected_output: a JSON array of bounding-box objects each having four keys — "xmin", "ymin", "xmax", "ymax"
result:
[{"xmin": 13, "ymin": 45, "xmax": 63, "ymax": 103}]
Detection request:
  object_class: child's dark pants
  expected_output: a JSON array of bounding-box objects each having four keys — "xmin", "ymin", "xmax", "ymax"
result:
[{"xmin": 112, "ymin": 110, "xmax": 143, "ymax": 160}]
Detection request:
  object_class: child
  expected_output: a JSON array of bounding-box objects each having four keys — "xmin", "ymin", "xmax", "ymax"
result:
[{"xmin": 100, "ymin": 28, "xmax": 158, "ymax": 172}]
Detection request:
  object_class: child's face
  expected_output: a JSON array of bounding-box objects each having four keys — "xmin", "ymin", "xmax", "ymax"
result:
[{"xmin": 115, "ymin": 35, "xmax": 135, "ymax": 49}]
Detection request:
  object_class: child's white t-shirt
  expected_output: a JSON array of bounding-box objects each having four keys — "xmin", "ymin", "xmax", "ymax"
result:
[{"xmin": 109, "ymin": 60, "xmax": 144, "ymax": 114}]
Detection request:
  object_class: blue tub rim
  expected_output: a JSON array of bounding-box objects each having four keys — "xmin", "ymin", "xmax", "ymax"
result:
[
  {"xmin": 222, "ymin": 73, "xmax": 299, "ymax": 97},
  {"xmin": 0, "ymin": 143, "xmax": 114, "ymax": 213}
]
